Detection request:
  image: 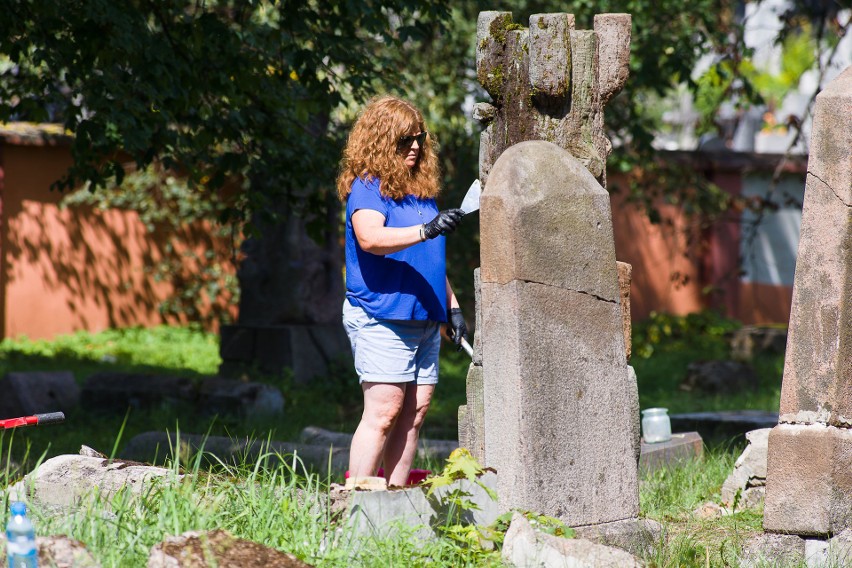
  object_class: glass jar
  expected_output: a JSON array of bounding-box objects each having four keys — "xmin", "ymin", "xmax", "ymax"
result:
[{"xmin": 642, "ymin": 407, "xmax": 672, "ymax": 443}]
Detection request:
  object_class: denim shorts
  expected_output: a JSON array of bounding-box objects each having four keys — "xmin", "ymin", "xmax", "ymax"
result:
[{"xmin": 342, "ymin": 300, "xmax": 440, "ymax": 385}]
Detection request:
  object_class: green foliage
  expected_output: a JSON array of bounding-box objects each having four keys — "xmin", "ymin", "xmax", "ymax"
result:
[
  {"xmin": 631, "ymin": 311, "xmax": 785, "ymax": 415},
  {"xmin": 61, "ymin": 166, "xmax": 240, "ymax": 325},
  {"xmin": 640, "ymin": 446, "xmax": 737, "ymax": 521},
  {"xmin": 0, "ymin": 325, "xmax": 220, "ymax": 376},
  {"xmin": 0, "ymin": 0, "xmax": 450, "ymax": 218},
  {"xmin": 748, "ymin": 28, "xmax": 818, "ymax": 110},
  {"xmin": 639, "ymin": 447, "xmax": 765, "ymax": 567},
  {"xmin": 633, "ymin": 310, "xmax": 741, "ymax": 360},
  {"xmin": 422, "ymin": 447, "xmax": 495, "ymax": 499}
]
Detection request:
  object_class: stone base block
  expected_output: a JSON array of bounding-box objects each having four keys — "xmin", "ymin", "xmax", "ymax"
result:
[
  {"xmin": 573, "ymin": 517, "xmax": 663, "ymax": 557},
  {"xmin": 219, "ymin": 323, "xmax": 351, "ymax": 383},
  {"xmin": 0, "ymin": 371, "xmax": 80, "ymax": 416},
  {"xmin": 639, "ymin": 432, "xmax": 703, "ymax": 473},
  {"xmin": 764, "ymin": 423, "xmax": 852, "ymax": 536},
  {"xmin": 343, "ymin": 472, "xmax": 499, "ymax": 543},
  {"xmin": 740, "ymin": 533, "xmax": 805, "ymax": 567}
]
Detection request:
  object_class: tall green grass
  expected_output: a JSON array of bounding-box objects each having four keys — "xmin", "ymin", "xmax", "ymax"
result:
[
  {"xmin": 640, "ymin": 446, "xmax": 766, "ymax": 567},
  {"xmin": 11, "ymin": 440, "xmax": 503, "ymax": 567}
]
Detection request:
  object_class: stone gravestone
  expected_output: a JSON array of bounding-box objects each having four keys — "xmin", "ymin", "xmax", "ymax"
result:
[
  {"xmin": 481, "ymin": 140, "xmax": 638, "ymax": 524},
  {"xmin": 763, "ymin": 66, "xmax": 852, "ymax": 536},
  {"xmin": 458, "ymin": 11, "xmax": 638, "ymax": 525},
  {"xmin": 219, "ymin": 207, "xmax": 351, "ymax": 383}
]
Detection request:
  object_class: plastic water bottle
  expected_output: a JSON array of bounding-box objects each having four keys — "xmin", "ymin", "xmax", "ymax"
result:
[{"xmin": 6, "ymin": 502, "xmax": 37, "ymax": 568}]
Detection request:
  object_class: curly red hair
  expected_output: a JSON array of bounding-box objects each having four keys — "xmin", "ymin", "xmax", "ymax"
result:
[{"xmin": 337, "ymin": 95, "xmax": 441, "ymax": 202}]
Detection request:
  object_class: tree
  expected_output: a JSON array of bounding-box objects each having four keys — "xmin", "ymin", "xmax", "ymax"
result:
[
  {"xmin": 0, "ymin": 0, "xmax": 450, "ymax": 221},
  {"xmin": 368, "ymin": 1, "xmax": 850, "ymax": 312},
  {"xmin": 1, "ymin": 1, "xmax": 453, "ymax": 343}
]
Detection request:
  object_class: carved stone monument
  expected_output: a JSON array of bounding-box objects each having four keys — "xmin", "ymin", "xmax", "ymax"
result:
[
  {"xmin": 219, "ymin": 208, "xmax": 350, "ymax": 383},
  {"xmin": 458, "ymin": 11, "xmax": 638, "ymax": 525},
  {"xmin": 763, "ymin": 66, "xmax": 852, "ymax": 536},
  {"xmin": 475, "ymin": 11, "xmax": 630, "ymax": 188},
  {"xmin": 481, "ymin": 140, "xmax": 638, "ymax": 524}
]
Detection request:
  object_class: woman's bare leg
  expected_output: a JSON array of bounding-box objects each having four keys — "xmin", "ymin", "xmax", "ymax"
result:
[
  {"xmin": 383, "ymin": 383, "xmax": 435, "ymax": 486},
  {"xmin": 348, "ymin": 382, "xmax": 406, "ymax": 478}
]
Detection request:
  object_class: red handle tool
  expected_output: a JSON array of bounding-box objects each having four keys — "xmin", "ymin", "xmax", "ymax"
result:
[{"xmin": 0, "ymin": 412, "xmax": 65, "ymax": 430}]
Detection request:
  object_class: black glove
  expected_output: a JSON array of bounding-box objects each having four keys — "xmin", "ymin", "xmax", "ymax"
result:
[
  {"xmin": 423, "ymin": 208, "xmax": 465, "ymax": 239},
  {"xmin": 448, "ymin": 308, "xmax": 468, "ymax": 350}
]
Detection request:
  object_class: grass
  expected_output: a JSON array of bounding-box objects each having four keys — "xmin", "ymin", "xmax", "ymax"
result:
[
  {"xmin": 1, "ymin": 436, "xmax": 764, "ymax": 567},
  {"xmin": 0, "ymin": 313, "xmax": 791, "ymax": 566},
  {"xmin": 631, "ymin": 311, "xmax": 785, "ymax": 414},
  {"xmin": 0, "ymin": 325, "xmax": 471, "ymax": 473}
]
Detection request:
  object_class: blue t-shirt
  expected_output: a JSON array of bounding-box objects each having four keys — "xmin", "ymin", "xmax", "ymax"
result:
[{"xmin": 345, "ymin": 176, "xmax": 447, "ymax": 322}]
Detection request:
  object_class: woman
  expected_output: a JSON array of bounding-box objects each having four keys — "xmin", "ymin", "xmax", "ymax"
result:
[{"xmin": 336, "ymin": 95, "xmax": 468, "ymax": 487}]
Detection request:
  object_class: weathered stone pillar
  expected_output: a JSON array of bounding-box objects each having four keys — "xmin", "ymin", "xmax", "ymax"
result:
[
  {"xmin": 461, "ymin": 10, "xmax": 637, "ymax": 525},
  {"xmin": 458, "ymin": 268, "xmax": 485, "ymax": 463},
  {"xmin": 474, "ymin": 11, "xmax": 630, "ymax": 188},
  {"xmin": 481, "ymin": 140, "xmax": 638, "ymax": 524},
  {"xmin": 763, "ymin": 66, "xmax": 852, "ymax": 536}
]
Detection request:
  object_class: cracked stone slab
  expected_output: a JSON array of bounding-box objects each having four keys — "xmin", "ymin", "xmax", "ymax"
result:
[
  {"xmin": 503, "ymin": 513, "xmax": 642, "ymax": 568},
  {"xmin": 480, "ymin": 140, "xmax": 619, "ymax": 301},
  {"xmin": 776, "ymin": 65, "xmax": 852, "ymax": 427}
]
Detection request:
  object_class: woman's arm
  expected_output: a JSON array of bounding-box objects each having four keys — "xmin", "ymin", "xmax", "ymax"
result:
[
  {"xmin": 446, "ymin": 277, "xmax": 460, "ymax": 310},
  {"xmin": 351, "ymin": 209, "xmax": 423, "ymax": 255},
  {"xmin": 352, "ymin": 207, "xmax": 466, "ymax": 256}
]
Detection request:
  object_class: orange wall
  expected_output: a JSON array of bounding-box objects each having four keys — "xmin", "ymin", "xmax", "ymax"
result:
[
  {"xmin": 609, "ymin": 171, "xmax": 793, "ymax": 325},
  {"xmin": 0, "ymin": 143, "xmax": 235, "ymax": 340},
  {"xmin": 610, "ymin": 182, "xmax": 704, "ymax": 320}
]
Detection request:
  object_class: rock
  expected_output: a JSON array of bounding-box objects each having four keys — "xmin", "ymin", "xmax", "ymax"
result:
[
  {"xmin": 79, "ymin": 445, "xmax": 107, "ymax": 458},
  {"xmin": 503, "ymin": 513, "xmax": 642, "ymax": 568},
  {"xmin": 721, "ymin": 428, "xmax": 770, "ymax": 508},
  {"xmin": 7, "ymin": 454, "xmax": 177, "ymax": 510},
  {"xmin": 299, "ymin": 426, "xmax": 457, "ymax": 461},
  {"xmin": 740, "ymin": 533, "xmax": 805, "ymax": 567},
  {"xmin": 0, "ymin": 534, "xmax": 100, "ymax": 568},
  {"xmin": 573, "ymin": 517, "xmax": 663, "ymax": 557},
  {"xmin": 147, "ymin": 530, "xmax": 312, "ymax": 567},
  {"xmin": 120, "ymin": 432, "xmax": 349, "ymax": 473},
  {"xmin": 342, "ymin": 472, "xmax": 499, "ymax": 543},
  {"xmin": 640, "ymin": 431, "xmax": 703, "ymax": 473},
  {"xmin": 679, "ymin": 360, "xmax": 759, "ymax": 395},
  {"xmin": 81, "ymin": 373, "xmax": 285, "ymax": 417},
  {"xmin": 730, "ymin": 326, "xmax": 788, "ymax": 361},
  {"xmin": 198, "ymin": 377, "xmax": 284, "ymax": 416},
  {"xmin": 0, "ymin": 371, "xmax": 80, "ymax": 417},
  {"xmin": 824, "ymin": 529, "xmax": 852, "ymax": 566},
  {"xmin": 81, "ymin": 373, "xmax": 195, "ymax": 410}
]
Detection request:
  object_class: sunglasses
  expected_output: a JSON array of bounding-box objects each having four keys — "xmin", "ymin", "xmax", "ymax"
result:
[{"xmin": 397, "ymin": 131, "xmax": 428, "ymax": 152}]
